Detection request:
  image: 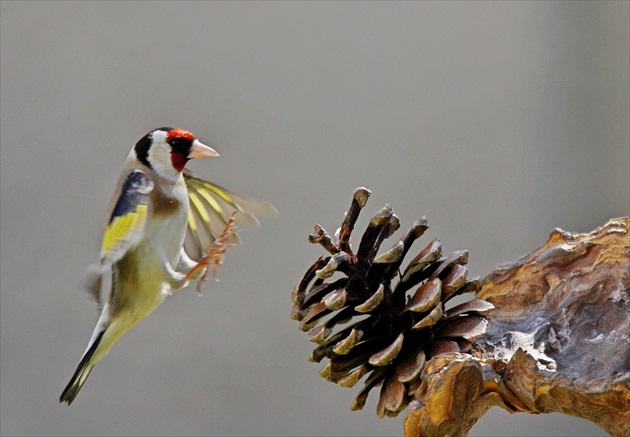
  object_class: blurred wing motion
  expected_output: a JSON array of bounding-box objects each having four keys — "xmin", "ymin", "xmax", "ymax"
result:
[
  {"xmin": 183, "ymin": 169, "xmax": 277, "ymax": 260},
  {"xmin": 81, "ymin": 170, "xmax": 153, "ymax": 308}
]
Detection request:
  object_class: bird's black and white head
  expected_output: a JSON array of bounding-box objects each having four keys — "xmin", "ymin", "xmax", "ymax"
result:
[{"xmin": 134, "ymin": 127, "xmax": 219, "ymax": 181}]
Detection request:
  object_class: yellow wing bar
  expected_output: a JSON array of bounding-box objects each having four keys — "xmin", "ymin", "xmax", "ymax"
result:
[{"xmin": 101, "ymin": 204, "xmax": 148, "ymax": 259}]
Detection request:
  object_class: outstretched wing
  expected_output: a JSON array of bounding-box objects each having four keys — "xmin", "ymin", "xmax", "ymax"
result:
[
  {"xmin": 100, "ymin": 170, "xmax": 153, "ymax": 264},
  {"xmin": 183, "ymin": 169, "xmax": 277, "ymax": 260}
]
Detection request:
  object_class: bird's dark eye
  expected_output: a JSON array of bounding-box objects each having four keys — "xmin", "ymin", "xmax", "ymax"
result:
[{"xmin": 169, "ymin": 137, "xmax": 192, "ymax": 155}]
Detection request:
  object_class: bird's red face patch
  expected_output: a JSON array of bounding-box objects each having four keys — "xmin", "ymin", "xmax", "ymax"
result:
[
  {"xmin": 167, "ymin": 128, "xmax": 196, "ymax": 172},
  {"xmin": 166, "ymin": 128, "xmax": 195, "ymax": 143},
  {"xmin": 170, "ymin": 151, "xmax": 187, "ymax": 173}
]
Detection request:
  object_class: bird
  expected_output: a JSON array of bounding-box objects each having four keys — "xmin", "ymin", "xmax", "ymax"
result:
[{"xmin": 60, "ymin": 127, "xmax": 276, "ymax": 404}]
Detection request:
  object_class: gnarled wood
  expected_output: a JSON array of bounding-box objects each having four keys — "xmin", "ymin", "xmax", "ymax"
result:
[{"xmin": 404, "ymin": 217, "xmax": 630, "ymax": 437}]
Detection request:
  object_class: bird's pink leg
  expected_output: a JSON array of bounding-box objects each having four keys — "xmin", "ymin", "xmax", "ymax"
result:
[{"xmin": 185, "ymin": 212, "xmax": 237, "ymax": 291}]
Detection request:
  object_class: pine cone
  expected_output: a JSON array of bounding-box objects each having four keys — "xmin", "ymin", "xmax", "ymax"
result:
[{"xmin": 291, "ymin": 187, "xmax": 494, "ymax": 418}]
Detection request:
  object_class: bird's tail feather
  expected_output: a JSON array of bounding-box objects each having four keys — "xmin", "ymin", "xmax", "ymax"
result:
[{"xmin": 59, "ymin": 330, "xmax": 105, "ymax": 405}]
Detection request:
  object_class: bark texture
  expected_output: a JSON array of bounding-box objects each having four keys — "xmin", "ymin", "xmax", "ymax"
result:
[{"xmin": 404, "ymin": 217, "xmax": 630, "ymax": 437}]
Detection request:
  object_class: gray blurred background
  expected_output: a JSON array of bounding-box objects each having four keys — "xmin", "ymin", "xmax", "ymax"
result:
[{"xmin": 1, "ymin": 2, "xmax": 628, "ymax": 436}]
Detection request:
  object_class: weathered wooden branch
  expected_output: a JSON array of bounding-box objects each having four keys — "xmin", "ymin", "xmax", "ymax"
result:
[{"xmin": 404, "ymin": 217, "xmax": 630, "ymax": 437}]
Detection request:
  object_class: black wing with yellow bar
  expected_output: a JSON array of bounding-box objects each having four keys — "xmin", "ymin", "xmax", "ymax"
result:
[{"xmin": 100, "ymin": 170, "xmax": 153, "ymax": 263}]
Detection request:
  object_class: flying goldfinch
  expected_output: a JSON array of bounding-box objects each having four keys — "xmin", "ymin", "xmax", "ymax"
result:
[{"xmin": 60, "ymin": 127, "xmax": 275, "ymax": 404}]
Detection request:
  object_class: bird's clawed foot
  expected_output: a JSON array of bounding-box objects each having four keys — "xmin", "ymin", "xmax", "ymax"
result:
[{"xmin": 185, "ymin": 212, "xmax": 238, "ymax": 292}]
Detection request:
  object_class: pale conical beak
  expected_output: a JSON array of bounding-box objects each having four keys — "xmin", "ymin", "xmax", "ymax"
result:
[{"xmin": 188, "ymin": 139, "xmax": 220, "ymax": 158}]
